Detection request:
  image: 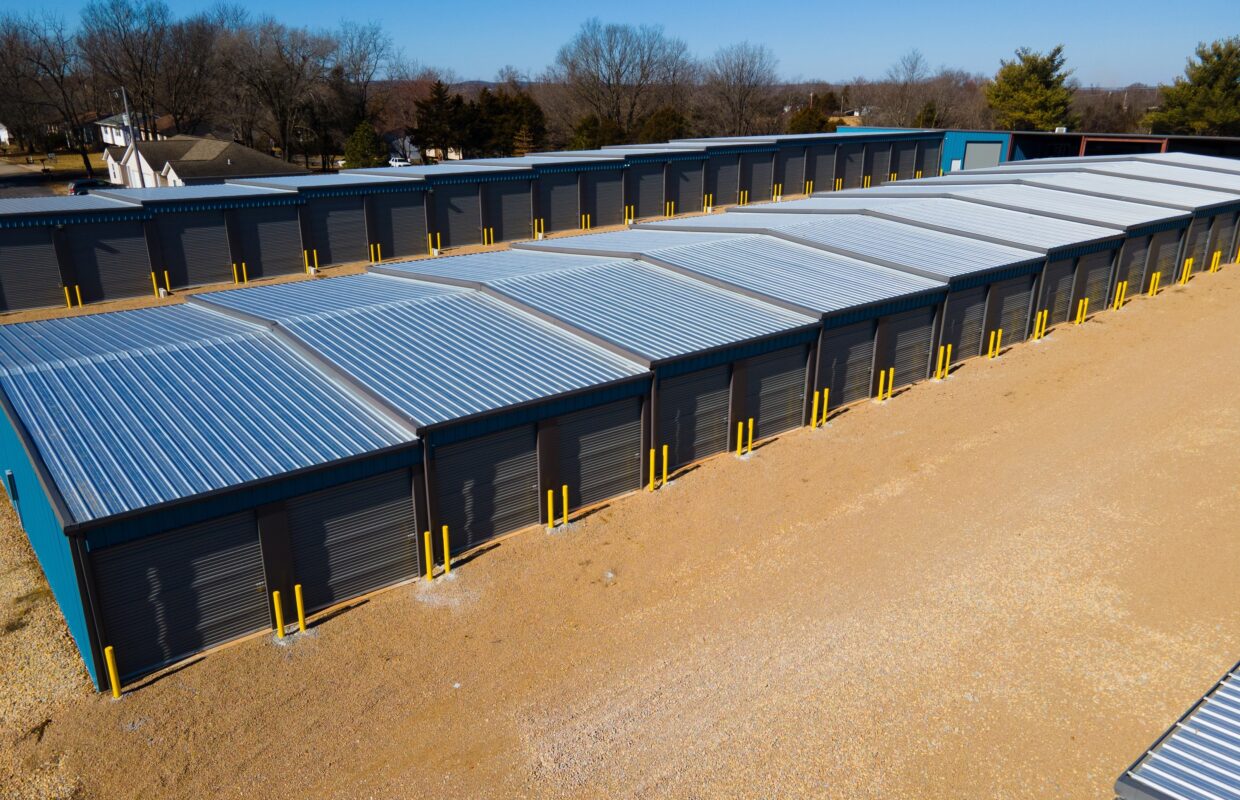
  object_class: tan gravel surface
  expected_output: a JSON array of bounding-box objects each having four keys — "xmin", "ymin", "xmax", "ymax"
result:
[{"xmin": 3, "ymin": 265, "xmax": 1240, "ymax": 799}]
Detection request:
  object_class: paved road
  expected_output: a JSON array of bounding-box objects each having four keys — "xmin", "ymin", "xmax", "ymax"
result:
[{"xmin": 0, "ymin": 159, "xmax": 71, "ymax": 198}]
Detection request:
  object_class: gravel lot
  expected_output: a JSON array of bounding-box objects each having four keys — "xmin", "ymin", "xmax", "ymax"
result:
[{"xmin": 3, "ymin": 263, "xmax": 1239, "ymax": 799}]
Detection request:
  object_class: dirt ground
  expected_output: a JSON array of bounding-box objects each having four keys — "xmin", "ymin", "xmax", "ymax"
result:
[{"xmin": 4, "ymin": 265, "xmax": 1240, "ymax": 799}]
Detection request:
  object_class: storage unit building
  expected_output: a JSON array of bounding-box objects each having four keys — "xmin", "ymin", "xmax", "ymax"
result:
[
  {"xmin": 373, "ymin": 248, "xmax": 818, "ymax": 473},
  {"xmin": 518, "ymin": 229, "xmax": 947, "ymax": 408},
  {"xmin": 465, "ymin": 153, "xmax": 629, "ymax": 235},
  {"xmin": 594, "ymin": 146, "xmax": 711, "ymax": 216}
]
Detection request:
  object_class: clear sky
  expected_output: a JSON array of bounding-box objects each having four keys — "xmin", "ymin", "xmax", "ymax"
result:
[{"xmin": 88, "ymin": 0, "xmax": 1235, "ymax": 86}]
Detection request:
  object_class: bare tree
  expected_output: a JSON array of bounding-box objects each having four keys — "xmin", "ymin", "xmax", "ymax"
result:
[
  {"xmin": 157, "ymin": 15, "xmax": 224, "ymax": 135},
  {"xmin": 701, "ymin": 42, "xmax": 780, "ymax": 136},
  {"xmin": 79, "ymin": 0, "xmax": 170, "ymax": 140},
  {"xmin": 882, "ymin": 49, "xmax": 930, "ymax": 127}
]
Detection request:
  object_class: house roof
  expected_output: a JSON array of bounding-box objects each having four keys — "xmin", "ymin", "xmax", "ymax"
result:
[{"xmin": 131, "ymin": 136, "xmax": 307, "ymax": 180}]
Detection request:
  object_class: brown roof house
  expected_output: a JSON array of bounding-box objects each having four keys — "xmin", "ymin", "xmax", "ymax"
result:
[{"xmin": 104, "ymin": 135, "xmax": 307, "ymax": 188}]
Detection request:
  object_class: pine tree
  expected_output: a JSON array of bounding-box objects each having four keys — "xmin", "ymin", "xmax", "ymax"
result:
[
  {"xmin": 985, "ymin": 46, "xmax": 1079, "ymax": 131},
  {"xmin": 342, "ymin": 122, "xmax": 387, "ymax": 169},
  {"xmin": 1145, "ymin": 37, "xmax": 1240, "ymax": 136},
  {"xmin": 786, "ymin": 105, "xmax": 836, "ymax": 134}
]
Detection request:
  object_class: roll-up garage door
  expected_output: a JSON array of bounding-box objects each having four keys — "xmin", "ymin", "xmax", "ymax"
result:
[
  {"xmin": 866, "ymin": 143, "xmax": 891, "ymax": 184},
  {"xmin": 1114, "ymin": 236, "xmax": 1150, "ymax": 296},
  {"xmin": 1039, "ymin": 259, "xmax": 1076, "ymax": 325},
  {"xmin": 287, "ymin": 469, "xmax": 419, "ymax": 613},
  {"xmin": 666, "ymin": 161, "xmax": 703, "ymax": 214},
  {"xmin": 1183, "ymin": 218, "xmax": 1209, "ymax": 272},
  {"xmin": 892, "ymin": 141, "xmax": 918, "ymax": 180},
  {"xmin": 940, "ymin": 287, "xmax": 986, "ymax": 362},
  {"xmin": 372, "ymin": 191, "xmax": 428, "ymax": 259},
  {"xmin": 919, "ymin": 140, "xmax": 942, "ymax": 177},
  {"xmin": 69, "ymin": 221, "xmax": 152, "ymax": 302},
  {"xmin": 558, "ymin": 399, "xmax": 642, "ymax": 508},
  {"xmin": 1147, "ymin": 230, "xmax": 1180, "ymax": 288},
  {"xmin": 538, "ymin": 171, "xmax": 579, "ymax": 233},
  {"xmin": 985, "ymin": 276, "xmax": 1033, "ymax": 345},
  {"xmin": 307, "ymin": 196, "xmax": 367, "ymax": 266},
  {"xmin": 485, "ymin": 180, "xmax": 532, "ymax": 242},
  {"xmin": 807, "ymin": 144, "xmax": 836, "ymax": 191},
  {"xmin": 0, "ymin": 226, "xmax": 65, "ymax": 311},
  {"xmin": 235, "ymin": 205, "xmax": 303, "ymax": 278},
  {"xmin": 776, "ymin": 148, "xmax": 806, "ymax": 196},
  {"xmin": 741, "ymin": 153, "xmax": 774, "ymax": 202},
  {"xmin": 962, "ymin": 142, "xmax": 1004, "ymax": 170},
  {"xmin": 1208, "ymin": 212, "xmax": 1237, "ymax": 266},
  {"xmin": 433, "ymin": 183, "xmax": 481, "ymax": 248},
  {"xmin": 656, "ymin": 365, "xmax": 730, "ymax": 470},
  {"xmin": 876, "ymin": 308, "xmax": 935, "ymax": 388},
  {"xmin": 839, "ymin": 143, "xmax": 865, "ymax": 188},
  {"xmin": 157, "ymin": 211, "xmax": 230, "ymax": 289},
  {"xmin": 627, "ymin": 162, "xmax": 664, "ymax": 219},
  {"xmin": 92, "ymin": 511, "xmax": 266, "ymax": 680},
  {"xmin": 1076, "ymin": 250, "xmax": 1114, "ymax": 316},
  {"xmin": 744, "ymin": 346, "xmax": 807, "ymax": 438},
  {"xmin": 818, "ymin": 321, "xmax": 875, "ymax": 405},
  {"xmin": 584, "ymin": 170, "xmax": 624, "ymax": 227},
  {"xmin": 435, "ymin": 425, "xmax": 538, "ymax": 552},
  {"xmin": 708, "ymin": 155, "xmax": 740, "ymax": 206}
]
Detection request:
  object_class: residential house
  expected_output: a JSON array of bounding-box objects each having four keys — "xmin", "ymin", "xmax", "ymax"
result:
[
  {"xmin": 0, "ymin": 123, "xmax": 10, "ymax": 146},
  {"xmin": 106, "ymin": 135, "xmax": 307, "ymax": 188},
  {"xmin": 95, "ymin": 112, "xmax": 177, "ymax": 147}
]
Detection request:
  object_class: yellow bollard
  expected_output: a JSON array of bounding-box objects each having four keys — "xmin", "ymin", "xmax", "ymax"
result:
[
  {"xmin": 736, "ymin": 421, "xmax": 743, "ymax": 456},
  {"xmin": 304, "ymin": 250, "xmax": 311, "ymax": 272},
  {"xmin": 1150, "ymin": 271, "xmax": 1161, "ymax": 296},
  {"xmin": 427, "ymin": 233, "xmax": 433, "ymax": 254},
  {"xmin": 294, "ymin": 583, "xmax": 306, "ymax": 633},
  {"xmin": 811, "ymin": 390, "xmax": 820, "ymax": 428},
  {"xmin": 75, "ymin": 285, "xmax": 83, "ymax": 307},
  {"xmin": 423, "ymin": 531, "xmax": 433, "ymax": 580},
  {"xmin": 945, "ymin": 343, "xmax": 952, "ymax": 370},
  {"xmin": 377, "ymin": 243, "xmax": 382, "ymax": 262},
  {"xmin": 1082, "ymin": 297, "xmax": 1089, "ymax": 320},
  {"xmin": 987, "ymin": 330, "xmax": 996, "ymax": 359},
  {"xmin": 151, "ymin": 271, "xmax": 159, "ymax": 297},
  {"xmin": 996, "ymin": 328, "xmax": 1003, "ymax": 355},
  {"xmin": 648, "ymin": 448, "xmax": 655, "ymax": 492},
  {"xmin": 273, "ymin": 590, "xmax": 285, "ymax": 639},
  {"xmin": 886, "ymin": 367, "xmax": 895, "ymax": 400},
  {"xmin": 547, "ymin": 489, "xmax": 555, "ymax": 529},
  {"xmin": 746, "ymin": 417, "xmax": 754, "ymax": 454},
  {"xmin": 163, "ymin": 271, "xmax": 171, "ymax": 292},
  {"xmin": 241, "ymin": 262, "xmax": 249, "ymax": 283},
  {"xmin": 436, "ymin": 232, "xmax": 442, "ymax": 251},
  {"xmin": 821, "ymin": 388, "xmax": 829, "ymax": 425},
  {"xmin": 877, "ymin": 368, "xmax": 886, "ymax": 400},
  {"xmin": 442, "ymin": 525, "xmax": 451, "ymax": 575},
  {"xmin": 232, "ymin": 262, "xmax": 239, "ymax": 284},
  {"xmin": 312, "ymin": 251, "xmax": 319, "ymax": 270},
  {"xmin": 1181, "ymin": 257, "xmax": 1193, "ymax": 284},
  {"xmin": 561, "ymin": 484, "xmax": 569, "ymax": 526},
  {"xmin": 64, "ymin": 285, "xmax": 72, "ymax": 308},
  {"xmin": 934, "ymin": 345, "xmax": 945, "ymax": 379},
  {"xmin": 104, "ymin": 645, "xmax": 121, "ymax": 698},
  {"xmin": 661, "ymin": 444, "xmax": 668, "ymax": 486}
]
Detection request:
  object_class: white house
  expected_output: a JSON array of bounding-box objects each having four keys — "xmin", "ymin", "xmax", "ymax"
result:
[
  {"xmin": 0, "ymin": 123, "xmax": 10, "ymax": 146},
  {"xmin": 95, "ymin": 112, "xmax": 171, "ymax": 148},
  {"xmin": 104, "ymin": 135, "xmax": 307, "ymax": 188}
]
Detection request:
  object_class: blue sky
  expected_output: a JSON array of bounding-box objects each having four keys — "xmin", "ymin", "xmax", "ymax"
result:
[{"xmin": 89, "ymin": 0, "xmax": 1233, "ymax": 86}]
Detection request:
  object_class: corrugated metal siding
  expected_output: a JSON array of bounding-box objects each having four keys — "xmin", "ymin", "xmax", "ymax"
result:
[
  {"xmin": 840, "ymin": 143, "xmax": 865, "ymax": 188},
  {"xmin": 557, "ymin": 398, "xmax": 642, "ymax": 507},
  {"xmin": 1115, "ymin": 236, "xmax": 1151, "ymax": 295},
  {"xmin": 0, "ymin": 226, "xmax": 65, "ymax": 311},
  {"xmin": 433, "ymin": 424, "xmax": 538, "ymax": 550},
  {"xmin": 68, "ymin": 222, "xmax": 151, "ymax": 302},
  {"xmin": 776, "ymin": 148, "xmax": 806, "ymax": 195},
  {"xmin": 372, "ymin": 192, "xmax": 428, "ymax": 259},
  {"xmin": 156, "ymin": 211, "xmax": 232, "ymax": 288},
  {"xmin": 892, "ymin": 141, "xmax": 918, "ymax": 180},
  {"xmin": 1076, "ymin": 250, "xmax": 1114, "ymax": 314},
  {"xmin": 867, "ymin": 143, "xmax": 891, "ymax": 183},
  {"xmin": 307, "ymin": 196, "xmax": 367, "ymax": 266},
  {"xmin": 486, "ymin": 180, "xmax": 532, "ymax": 242},
  {"xmin": 657, "ymin": 365, "xmax": 730, "ymax": 469},
  {"xmin": 1148, "ymin": 230, "xmax": 1180, "ymax": 288},
  {"xmin": 434, "ymin": 183, "xmax": 481, "ymax": 247},
  {"xmin": 817, "ymin": 321, "xmax": 874, "ymax": 405},
  {"xmin": 948, "ymin": 184, "xmax": 1187, "ymax": 228},
  {"xmin": 707, "ymin": 154, "xmax": 740, "ymax": 205},
  {"xmin": 743, "ymin": 346, "xmax": 806, "ymax": 438},
  {"xmin": 941, "ymin": 287, "xmax": 986, "ymax": 362},
  {"xmin": 584, "ymin": 170, "xmax": 624, "ymax": 227},
  {"xmin": 538, "ymin": 171, "xmax": 579, "ymax": 232},
  {"xmin": 1040, "ymin": 259, "xmax": 1077, "ymax": 324},
  {"xmin": 1208, "ymin": 212, "xmax": 1237, "ymax": 265},
  {"xmin": 987, "ymin": 276, "xmax": 1034, "ymax": 344},
  {"xmin": 628, "ymin": 162, "xmax": 665, "ymax": 219},
  {"xmin": 877, "ymin": 308, "xmax": 934, "ymax": 387},
  {"xmin": 235, "ymin": 205, "xmax": 303, "ymax": 278},
  {"xmin": 666, "ymin": 161, "xmax": 703, "ymax": 213},
  {"xmin": 741, "ymin": 153, "xmax": 774, "ymax": 202},
  {"xmin": 807, "ymin": 144, "xmax": 836, "ymax": 190}
]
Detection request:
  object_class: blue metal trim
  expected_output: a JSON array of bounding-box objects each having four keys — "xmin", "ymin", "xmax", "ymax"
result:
[
  {"xmin": 949, "ymin": 262, "xmax": 1044, "ymax": 292},
  {"xmin": 535, "ymin": 163, "xmax": 626, "ymax": 174},
  {"xmin": 1049, "ymin": 239, "xmax": 1123, "ymax": 261},
  {"xmin": 654, "ymin": 328, "xmax": 818, "ymax": 378},
  {"xmin": 0, "ymin": 211, "xmax": 151, "ymax": 229},
  {"xmin": 295, "ymin": 183, "xmax": 429, "ymax": 200},
  {"xmin": 821, "ymin": 291, "xmax": 948, "ymax": 330},
  {"xmin": 629, "ymin": 153, "xmax": 709, "ymax": 164},
  {"xmin": 1129, "ymin": 219, "xmax": 1191, "ymax": 238},
  {"xmin": 141, "ymin": 196, "xmax": 305, "ymax": 214},
  {"xmin": 427, "ymin": 173, "xmax": 534, "ymax": 186}
]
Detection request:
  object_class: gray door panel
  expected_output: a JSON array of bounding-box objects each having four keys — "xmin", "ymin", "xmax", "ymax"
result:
[
  {"xmin": 656, "ymin": 365, "xmax": 731, "ymax": 470},
  {"xmin": 69, "ymin": 222, "xmax": 152, "ymax": 301},
  {"xmin": 435, "ymin": 425, "xmax": 538, "ymax": 552},
  {"xmin": 236, "ymin": 206, "xmax": 303, "ymax": 278},
  {"xmin": 744, "ymin": 346, "xmax": 807, "ymax": 438},
  {"xmin": 940, "ymin": 287, "xmax": 986, "ymax": 361},
  {"xmin": 558, "ymin": 399, "xmax": 642, "ymax": 507},
  {"xmin": 372, "ymin": 192, "xmax": 428, "ymax": 258},
  {"xmin": 307, "ymin": 196, "xmax": 367, "ymax": 266},
  {"xmin": 818, "ymin": 321, "xmax": 875, "ymax": 405},
  {"xmin": 0, "ymin": 226, "xmax": 65, "ymax": 311}
]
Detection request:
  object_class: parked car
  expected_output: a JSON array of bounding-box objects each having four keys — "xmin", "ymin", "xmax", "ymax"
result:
[
  {"xmin": 388, "ymin": 156, "xmax": 412, "ymax": 168},
  {"xmin": 67, "ymin": 178, "xmax": 108, "ymax": 195}
]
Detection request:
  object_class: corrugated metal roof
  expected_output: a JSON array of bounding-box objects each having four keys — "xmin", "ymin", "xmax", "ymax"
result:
[
  {"xmin": 518, "ymin": 229, "xmax": 945, "ymax": 316},
  {"xmin": 0, "ymin": 305, "xmax": 413, "ymax": 524},
  {"xmin": 351, "ymin": 163, "xmax": 530, "ymax": 178},
  {"xmin": 531, "ymin": 148, "xmax": 671, "ymax": 158},
  {"xmin": 640, "ymin": 212, "xmax": 1044, "ymax": 280},
  {"xmin": 95, "ymin": 184, "xmax": 296, "ymax": 203},
  {"xmin": 928, "ymin": 171, "xmax": 1239, "ymax": 213},
  {"xmin": 374, "ymin": 250, "xmax": 817, "ymax": 363},
  {"xmin": 232, "ymin": 173, "xmax": 420, "ymax": 189},
  {"xmin": 0, "ymin": 195, "xmax": 141, "ymax": 216},
  {"xmin": 1146, "ymin": 152, "xmax": 1240, "ymax": 175},
  {"xmin": 196, "ymin": 275, "xmax": 645, "ymax": 428},
  {"xmin": 459, "ymin": 155, "xmax": 621, "ymax": 167},
  {"xmin": 1083, "ymin": 161, "xmax": 1240, "ymax": 194},
  {"xmin": 1117, "ymin": 662, "xmax": 1240, "ymax": 800},
  {"xmin": 753, "ymin": 196, "xmax": 1123, "ymax": 252}
]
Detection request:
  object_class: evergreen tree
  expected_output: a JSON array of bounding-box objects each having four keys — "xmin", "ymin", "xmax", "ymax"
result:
[
  {"xmin": 570, "ymin": 114, "xmax": 624, "ymax": 149},
  {"xmin": 1145, "ymin": 37, "xmax": 1240, "ymax": 136},
  {"xmin": 985, "ymin": 46, "xmax": 1078, "ymax": 131},
  {"xmin": 342, "ymin": 121, "xmax": 387, "ymax": 168},
  {"xmin": 411, "ymin": 80, "xmax": 467, "ymax": 162},
  {"xmin": 637, "ymin": 107, "xmax": 691, "ymax": 143},
  {"xmin": 786, "ymin": 104, "xmax": 836, "ymax": 134}
]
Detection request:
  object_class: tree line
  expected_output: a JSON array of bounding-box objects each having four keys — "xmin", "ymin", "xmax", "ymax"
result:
[{"xmin": 1, "ymin": 3, "xmax": 1237, "ymax": 178}]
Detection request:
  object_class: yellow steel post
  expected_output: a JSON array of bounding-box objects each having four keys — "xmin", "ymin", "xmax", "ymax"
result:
[
  {"xmin": 64, "ymin": 286, "xmax": 72, "ymax": 308},
  {"xmin": 163, "ymin": 271, "xmax": 171, "ymax": 292},
  {"xmin": 232, "ymin": 263, "xmax": 238, "ymax": 283},
  {"xmin": 273, "ymin": 590, "xmax": 285, "ymax": 639},
  {"xmin": 821, "ymin": 388, "xmax": 829, "ymax": 425},
  {"xmin": 242, "ymin": 262, "xmax": 249, "ymax": 283},
  {"xmin": 736, "ymin": 421, "xmax": 743, "ymax": 456},
  {"xmin": 1150, "ymin": 271, "xmax": 1161, "ymax": 296},
  {"xmin": 304, "ymin": 250, "xmax": 311, "ymax": 272},
  {"xmin": 648, "ymin": 448, "xmax": 655, "ymax": 492},
  {"xmin": 811, "ymin": 390, "xmax": 820, "ymax": 427},
  {"xmin": 377, "ymin": 243, "xmax": 382, "ymax": 262},
  {"xmin": 746, "ymin": 417, "xmax": 754, "ymax": 454},
  {"xmin": 312, "ymin": 250, "xmax": 319, "ymax": 270},
  {"xmin": 945, "ymin": 343, "xmax": 952, "ymax": 370},
  {"xmin": 561, "ymin": 484, "xmax": 568, "ymax": 526},
  {"xmin": 436, "ymin": 232, "xmax": 442, "ymax": 251},
  {"xmin": 423, "ymin": 531, "xmax": 433, "ymax": 580},
  {"xmin": 661, "ymin": 444, "xmax": 668, "ymax": 486},
  {"xmin": 547, "ymin": 489, "xmax": 555, "ymax": 529},
  {"xmin": 996, "ymin": 328, "xmax": 1003, "ymax": 355},
  {"xmin": 104, "ymin": 645, "xmax": 121, "ymax": 698},
  {"xmin": 151, "ymin": 271, "xmax": 159, "ymax": 297},
  {"xmin": 75, "ymin": 285, "xmax": 83, "ymax": 306},
  {"xmin": 935, "ymin": 345, "xmax": 944, "ymax": 379},
  {"xmin": 886, "ymin": 367, "xmax": 894, "ymax": 400},
  {"xmin": 987, "ymin": 330, "xmax": 996, "ymax": 359},
  {"xmin": 1082, "ymin": 297, "xmax": 1089, "ymax": 320},
  {"xmin": 294, "ymin": 583, "xmax": 306, "ymax": 633},
  {"xmin": 441, "ymin": 525, "xmax": 450, "ymax": 575},
  {"xmin": 368, "ymin": 244, "xmax": 374, "ymax": 263},
  {"xmin": 877, "ymin": 368, "xmax": 886, "ymax": 400},
  {"xmin": 427, "ymin": 233, "xmax": 433, "ymax": 254}
]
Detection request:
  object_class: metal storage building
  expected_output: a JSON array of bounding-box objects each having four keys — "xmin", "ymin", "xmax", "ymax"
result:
[
  {"xmin": 589, "ymin": 145, "xmax": 711, "ymax": 216},
  {"xmin": 518, "ymin": 229, "xmax": 947, "ymax": 410},
  {"xmin": 742, "ymin": 195, "xmax": 1126, "ymax": 326},
  {"xmin": 462, "ymin": 153, "xmax": 628, "ymax": 234},
  {"xmin": 641, "ymin": 211, "xmax": 1046, "ymax": 362},
  {"xmin": 372, "ymin": 248, "xmax": 819, "ymax": 472},
  {"xmin": 191, "ymin": 274, "xmax": 648, "ymax": 561}
]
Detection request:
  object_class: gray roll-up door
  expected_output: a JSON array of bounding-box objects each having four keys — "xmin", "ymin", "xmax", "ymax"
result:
[
  {"xmin": 807, "ymin": 144, "xmax": 837, "ymax": 190},
  {"xmin": 287, "ymin": 469, "xmax": 418, "ymax": 612},
  {"xmin": 776, "ymin": 148, "xmax": 806, "ymax": 195},
  {"xmin": 741, "ymin": 153, "xmax": 773, "ymax": 202},
  {"xmin": 1183, "ymin": 218, "xmax": 1209, "ymax": 271},
  {"xmin": 372, "ymin": 191, "xmax": 428, "ymax": 258},
  {"xmin": 435, "ymin": 424, "xmax": 538, "ymax": 552},
  {"xmin": 583, "ymin": 170, "xmax": 624, "ymax": 227},
  {"xmin": 656, "ymin": 365, "xmax": 730, "ymax": 470},
  {"xmin": 985, "ymin": 276, "xmax": 1034, "ymax": 345},
  {"xmin": 962, "ymin": 141, "xmax": 1004, "ymax": 170},
  {"xmin": 1147, "ymin": 230, "xmax": 1181, "ymax": 287},
  {"xmin": 1115, "ymin": 236, "xmax": 1150, "ymax": 296},
  {"xmin": 306, "ymin": 196, "xmax": 367, "ymax": 266},
  {"xmin": 708, "ymin": 155, "xmax": 740, "ymax": 206},
  {"xmin": 558, "ymin": 398, "xmax": 642, "ymax": 508},
  {"xmin": 538, "ymin": 171, "xmax": 579, "ymax": 232},
  {"xmin": 1208, "ymin": 212, "xmax": 1237, "ymax": 266},
  {"xmin": 0, "ymin": 226, "xmax": 65, "ymax": 311},
  {"xmin": 433, "ymin": 183, "xmax": 481, "ymax": 248},
  {"xmin": 627, "ymin": 162, "xmax": 665, "ymax": 219},
  {"xmin": 839, "ymin": 143, "xmax": 865, "ymax": 188},
  {"xmin": 818, "ymin": 321, "xmax": 875, "ymax": 405},
  {"xmin": 876, "ymin": 308, "xmax": 935, "ymax": 388},
  {"xmin": 919, "ymin": 140, "xmax": 942, "ymax": 176},
  {"xmin": 485, "ymin": 180, "xmax": 532, "ymax": 242},
  {"xmin": 666, "ymin": 161, "xmax": 703, "ymax": 213},
  {"xmin": 1076, "ymin": 250, "xmax": 1114, "ymax": 316},
  {"xmin": 940, "ymin": 286, "xmax": 986, "ymax": 362},
  {"xmin": 68, "ymin": 221, "xmax": 152, "ymax": 302},
  {"xmin": 92, "ymin": 511, "xmax": 266, "ymax": 680},
  {"xmin": 1039, "ymin": 259, "xmax": 1076, "ymax": 325},
  {"xmin": 235, "ymin": 205, "xmax": 303, "ymax": 278},
  {"xmin": 156, "ymin": 211, "xmax": 231, "ymax": 289},
  {"xmin": 744, "ymin": 346, "xmax": 807, "ymax": 438},
  {"xmin": 867, "ymin": 143, "xmax": 891, "ymax": 184},
  {"xmin": 892, "ymin": 141, "xmax": 918, "ymax": 180}
]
